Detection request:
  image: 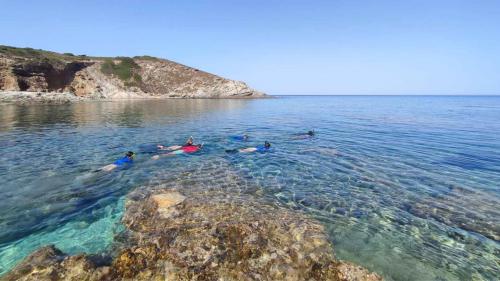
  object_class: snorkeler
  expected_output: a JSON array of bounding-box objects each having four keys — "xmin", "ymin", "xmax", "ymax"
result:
[
  {"xmin": 152, "ymin": 143, "xmax": 203, "ymax": 159},
  {"xmin": 292, "ymin": 130, "xmax": 315, "ymax": 139},
  {"xmin": 157, "ymin": 136, "xmax": 195, "ymax": 151},
  {"xmin": 226, "ymin": 141, "xmax": 271, "ymax": 153},
  {"xmin": 230, "ymin": 134, "xmax": 249, "ymax": 141},
  {"xmin": 97, "ymin": 151, "xmax": 135, "ymax": 172}
]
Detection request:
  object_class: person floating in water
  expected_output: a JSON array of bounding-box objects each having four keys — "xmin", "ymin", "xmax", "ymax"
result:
[
  {"xmin": 157, "ymin": 136, "xmax": 194, "ymax": 151},
  {"xmin": 152, "ymin": 142, "xmax": 203, "ymax": 159},
  {"xmin": 97, "ymin": 151, "xmax": 135, "ymax": 172},
  {"xmin": 230, "ymin": 134, "xmax": 249, "ymax": 141},
  {"xmin": 292, "ymin": 130, "xmax": 315, "ymax": 140},
  {"xmin": 226, "ymin": 141, "xmax": 271, "ymax": 153}
]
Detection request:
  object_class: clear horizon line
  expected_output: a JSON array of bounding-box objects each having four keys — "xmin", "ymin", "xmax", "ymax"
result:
[{"xmin": 270, "ymin": 93, "xmax": 500, "ymax": 96}]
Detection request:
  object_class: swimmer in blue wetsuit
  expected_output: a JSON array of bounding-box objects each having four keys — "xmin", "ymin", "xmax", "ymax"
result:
[
  {"xmin": 98, "ymin": 151, "xmax": 135, "ymax": 172},
  {"xmin": 230, "ymin": 134, "xmax": 249, "ymax": 141},
  {"xmin": 226, "ymin": 141, "xmax": 271, "ymax": 153}
]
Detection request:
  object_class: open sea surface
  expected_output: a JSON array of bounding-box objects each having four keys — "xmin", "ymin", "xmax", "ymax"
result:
[{"xmin": 0, "ymin": 96, "xmax": 499, "ymax": 280}]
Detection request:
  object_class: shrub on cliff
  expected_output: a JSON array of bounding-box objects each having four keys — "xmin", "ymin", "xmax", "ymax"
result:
[
  {"xmin": 133, "ymin": 55, "xmax": 159, "ymax": 61},
  {"xmin": 100, "ymin": 59, "xmax": 115, "ymax": 75},
  {"xmin": 100, "ymin": 57, "xmax": 143, "ymax": 87}
]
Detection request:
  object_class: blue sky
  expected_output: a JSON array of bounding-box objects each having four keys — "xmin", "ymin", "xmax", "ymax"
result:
[{"xmin": 1, "ymin": 0, "xmax": 500, "ymax": 95}]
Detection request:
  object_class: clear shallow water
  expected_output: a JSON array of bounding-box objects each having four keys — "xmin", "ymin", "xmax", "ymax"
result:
[{"xmin": 0, "ymin": 96, "xmax": 499, "ymax": 280}]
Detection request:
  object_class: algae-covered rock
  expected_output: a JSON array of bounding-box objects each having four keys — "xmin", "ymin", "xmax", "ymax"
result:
[
  {"xmin": 336, "ymin": 262, "xmax": 383, "ymax": 281},
  {"xmin": 2, "ymin": 185, "xmax": 382, "ymax": 281},
  {"xmin": 120, "ymin": 187, "xmax": 342, "ymax": 280},
  {"xmin": 1, "ymin": 245, "xmax": 111, "ymax": 281}
]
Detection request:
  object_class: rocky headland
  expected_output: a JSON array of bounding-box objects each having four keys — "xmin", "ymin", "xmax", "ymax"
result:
[
  {"xmin": 0, "ymin": 45, "xmax": 265, "ymax": 102},
  {"xmin": 2, "ymin": 183, "xmax": 382, "ymax": 281}
]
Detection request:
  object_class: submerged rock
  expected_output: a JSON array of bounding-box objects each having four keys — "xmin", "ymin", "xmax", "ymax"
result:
[
  {"xmin": 1, "ymin": 245, "xmax": 111, "ymax": 281},
  {"xmin": 405, "ymin": 186, "xmax": 500, "ymax": 241},
  {"xmin": 150, "ymin": 191, "xmax": 186, "ymax": 219},
  {"xmin": 2, "ymin": 185, "xmax": 381, "ymax": 281}
]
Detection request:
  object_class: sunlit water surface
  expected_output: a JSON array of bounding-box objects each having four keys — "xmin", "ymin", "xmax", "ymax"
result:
[{"xmin": 0, "ymin": 96, "xmax": 499, "ymax": 280}]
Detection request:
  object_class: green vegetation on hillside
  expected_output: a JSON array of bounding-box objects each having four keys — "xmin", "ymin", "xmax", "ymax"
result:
[
  {"xmin": 1, "ymin": 45, "xmax": 149, "ymax": 88},
  {"xmin": 0, "ymin": 45, "xmax": 93, "ymax": 62},
  {"xmin": 133, "ymin": 55, "xmax": 159, "ymax": 61},
  {"xmin": 0, "ymin": 46, "xmax": 72, "ymax": 66},
  {"xmin": 100, "ymin": 57, "xmax": 143, "ymax": 87}
]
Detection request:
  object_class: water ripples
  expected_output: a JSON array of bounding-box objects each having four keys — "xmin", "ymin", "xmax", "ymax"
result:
[{"xmin": 0, "ymin": 97, "xmax": 499, "ymax": 280}]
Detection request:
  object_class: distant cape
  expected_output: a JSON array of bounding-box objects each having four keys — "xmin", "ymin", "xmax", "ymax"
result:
[{"xmin": 0, "ymin": 45, "xmax": 265, "ymax": 100}]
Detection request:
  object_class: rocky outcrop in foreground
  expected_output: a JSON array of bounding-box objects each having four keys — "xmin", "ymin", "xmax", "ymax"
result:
[
  {"xmin": 2, "ymin": 185, "xmax": 381, "ymax": 281},
  {"xmin": 0, "ymin": 45, "xmax": 265, "ymax": 100}
]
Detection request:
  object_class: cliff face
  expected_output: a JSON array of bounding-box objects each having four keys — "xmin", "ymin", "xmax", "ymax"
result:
[
  {"xmin": 0, "ymin": 46, "xmax": 264, "ymax": 99},
  {"xmin": 138, "ymin": 59, "xmax": 262, "ymax": 98}
]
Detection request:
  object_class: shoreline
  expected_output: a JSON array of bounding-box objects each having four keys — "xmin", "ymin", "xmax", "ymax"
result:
[{"xmin": 0, "ymin": 91, "xmax": 272, "ymax": 104}]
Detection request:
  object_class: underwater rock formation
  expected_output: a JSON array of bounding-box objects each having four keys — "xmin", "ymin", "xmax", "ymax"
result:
[
  {"xmin": 2, "ymin": 185, "xmax": 381, "ymax": 281},
  {"xmin": 404, "ymin": 185, "xmax": 500, "ymax": 241}
]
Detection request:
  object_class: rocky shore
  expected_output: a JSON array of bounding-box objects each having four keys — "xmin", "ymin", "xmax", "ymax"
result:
[
  {"xmin": 0, "ymin": 91, "xmax": 87, "ymax": 104},
  {"xmin": 2, "ymin": 183, "xmax": 382, "ymax": 281},
  {"xmin": 0, "ymin": 45, "xmax": 265, "ymax": 101}
]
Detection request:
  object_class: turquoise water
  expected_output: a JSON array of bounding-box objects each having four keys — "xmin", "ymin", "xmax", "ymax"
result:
[{"xmin": 0, "ymin": 96, "xmax": 499, "ymax": 280}]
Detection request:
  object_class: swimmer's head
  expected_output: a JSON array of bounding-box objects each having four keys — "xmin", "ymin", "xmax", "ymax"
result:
[
  {"xmin": 126, "ymin": 151, "xmax": 135, "ymax": 158},
  {"xmin": 264, "ymin": 141, "xmax": 271, "ymax": 148},
  {"xmin": 308, "ymin": 130, "xmax": 315, "ymax": 136}
]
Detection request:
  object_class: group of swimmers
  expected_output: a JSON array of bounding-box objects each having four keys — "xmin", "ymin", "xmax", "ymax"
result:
[{"xmin": 97, "ymin": 130, "xmax": 315, "ymax": 172}]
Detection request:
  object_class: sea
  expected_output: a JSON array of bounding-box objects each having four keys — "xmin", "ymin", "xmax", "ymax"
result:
[{"xmin": 0, "ymin": 96, "xmax": 499, "ymax": 280}]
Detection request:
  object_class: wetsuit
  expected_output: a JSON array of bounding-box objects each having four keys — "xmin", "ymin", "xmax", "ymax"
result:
[
  {"xmin": 181, "ymin": 145, "xmax": 201, "ymax": 153},
  {"xmin": 230, "ymin": 135, "xmax": 247, "ymax": 141},
  {"xmin": 255, "ymin": 145, "xmax": 270, "ymax": 152},
  {"xmin": 113, "ymin": 156, "xmax": 133, "ymax": 166}
]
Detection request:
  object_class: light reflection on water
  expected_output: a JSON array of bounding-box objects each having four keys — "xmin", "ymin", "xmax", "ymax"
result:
[{"xmin": 0, "ymin": 96, "xmax": 499, "ymax": 280}]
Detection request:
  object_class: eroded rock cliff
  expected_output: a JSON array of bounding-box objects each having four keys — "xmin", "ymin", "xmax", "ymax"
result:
[{"xmin": 0, "ymin": 46, "xmax": 264, "ymax": 99}]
